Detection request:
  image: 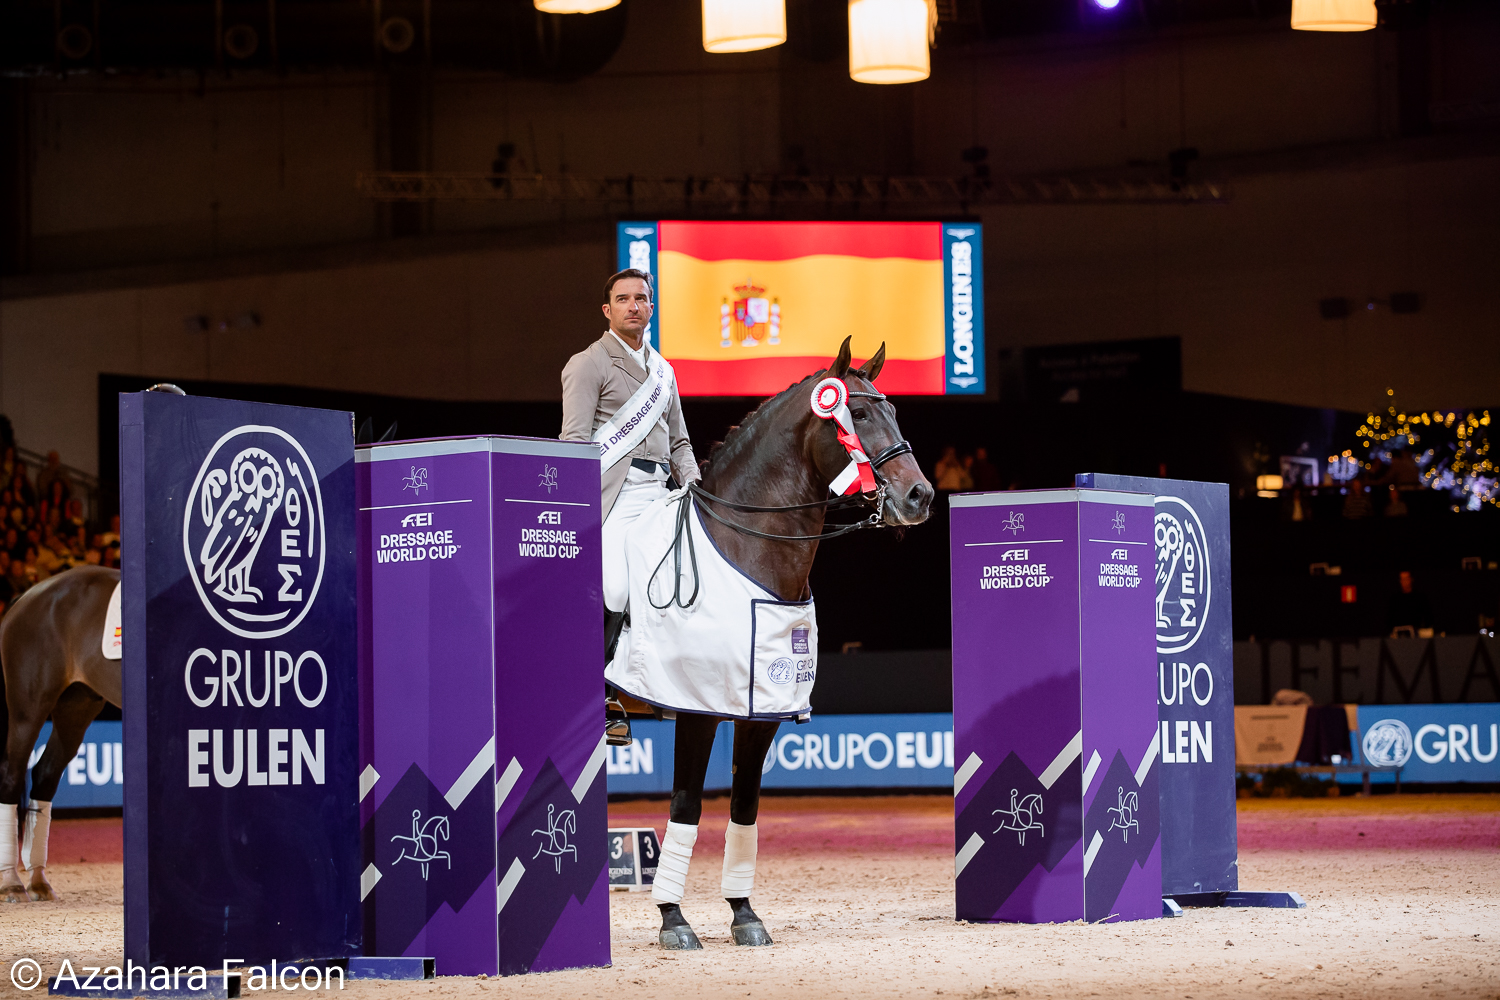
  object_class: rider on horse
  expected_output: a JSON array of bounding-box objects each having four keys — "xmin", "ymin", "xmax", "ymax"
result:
[{"xmin": 560, "ymin": 267, "xmax": 699, "ymax": 746}]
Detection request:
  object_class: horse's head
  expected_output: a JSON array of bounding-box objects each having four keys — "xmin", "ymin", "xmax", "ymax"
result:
[{"xmin": 814, "ymin": 337, "xmax": 934, "ymax": 527}]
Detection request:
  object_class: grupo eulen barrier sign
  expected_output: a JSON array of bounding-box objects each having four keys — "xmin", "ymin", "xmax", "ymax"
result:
[
  {"xmin": 26, "ymin": 721, "xmax": 123, "ymax": 809},
  {"xmin": 120, "ymin": 392, "xmax": 359, "ymax": 967},
  {"xmin": 1078, "ymin": 473, "xmax": 1238, "ymax": 897},
  {"xmin": 1349, "ymin": 703, "xmax": 1500, "ymax": 784},
  {"xmin": 603, "ymin": 714, "xmax": 955, "ymax": 795}
]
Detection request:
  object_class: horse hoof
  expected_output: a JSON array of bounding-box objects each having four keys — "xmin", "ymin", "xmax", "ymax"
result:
[
  {"xmin": 657, "ymin": 902, "xmax": 702, "ymax": 950},
  {"xmin": 726, "ymin": 897, "xmax": 773, "ymax": 946},
  {"xmin": 658, "ymin": 927, "xmax": 703, "ymax": 950},
  {"xmin": 730, "ymin": 920, "xmax": 773, "ymax": 947},
  {"xmin": 1, "ymin": 883, "xmax": 29, "ymax": 904},
  {"xmin": 27, "ymin": 876, "xmax": 57, "ymax": 902}
]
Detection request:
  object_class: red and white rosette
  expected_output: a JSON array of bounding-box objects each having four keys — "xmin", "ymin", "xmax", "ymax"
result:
[
  {"xmin": 810, "ymin": 377, "xmax": 847, "ymax": 419},
  {"xmin": 809, "ymin": 377, "xmax": 877, "ymax": 496}
]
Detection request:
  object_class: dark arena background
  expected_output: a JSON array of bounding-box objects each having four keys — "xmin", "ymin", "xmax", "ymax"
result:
[{"xmin": 2, "ymin": 0, "xmax": 1499, "ymax": 995}]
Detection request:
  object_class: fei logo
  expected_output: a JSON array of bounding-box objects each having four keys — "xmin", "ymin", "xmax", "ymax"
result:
[
  {"xmin": 1362, "ymin": 719, "xmax": 1414, "ymax": 767},
  {"xmin": 183, "ymin": 425, "xmax": 326, "ymax": 640},
  {"xmin": 1154, "ymin": 496, "xmax": 1211, "ymax": 654}
]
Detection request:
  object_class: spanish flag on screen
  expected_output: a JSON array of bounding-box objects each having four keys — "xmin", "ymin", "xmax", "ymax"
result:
[{"xmin": 617, "ymin": 220, "xmax": 984, "ymax": 396}]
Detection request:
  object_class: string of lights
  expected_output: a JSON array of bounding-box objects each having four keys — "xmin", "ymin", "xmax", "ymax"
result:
[{"xmin": 1338, "ymin": 387, "xmax": 1496, "ymax": 510}]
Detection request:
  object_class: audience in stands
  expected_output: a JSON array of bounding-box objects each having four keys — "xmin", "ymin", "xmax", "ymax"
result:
[
  {"xmin": 1341, "ymin": 475, "xmax": 1373, "ymax": 519},
  {"xmin": 1387, "ymin": 570, "xmax": 1434, "ymax": 638},
  {"xmin": 0, "ymin": 430, "xmax": 109, "ymax": 620},
  {"xmin": 970, "ymin": 447, "xmax": 1004, "ymax": 492}
]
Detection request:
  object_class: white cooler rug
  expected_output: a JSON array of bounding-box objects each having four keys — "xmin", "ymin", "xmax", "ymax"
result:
[{"xmin": 605, "ymin": 490, "xmax": 818, "ymax": 719}]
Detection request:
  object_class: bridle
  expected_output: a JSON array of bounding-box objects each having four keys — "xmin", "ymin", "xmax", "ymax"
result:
[
  {"xmin": 648, "ymin": 379, "xmax": 914, "ymax": 609},
  {"xmin": 688, "ymin": 384, "xmax": 913, "ymax": 544}
]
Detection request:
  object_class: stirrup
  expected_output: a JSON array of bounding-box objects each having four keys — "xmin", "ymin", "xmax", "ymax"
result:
[{"xmin": 606, "ymin": 697, "xmax": 633, "ymax": 747}]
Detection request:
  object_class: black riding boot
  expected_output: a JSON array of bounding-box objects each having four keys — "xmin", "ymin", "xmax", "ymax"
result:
[
  {"xmin": 726, "ymin": 897, "xmax": 773, "ymax": 946},
  {"xmin": 657, "ymin": 903, "xmax": 703, "ymax": 950},
  {"xmin": 604, "ymin": 610, "xmax": 633, "ymax": 747}
]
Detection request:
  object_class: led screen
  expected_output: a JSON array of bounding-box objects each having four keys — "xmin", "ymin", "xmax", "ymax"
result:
[{"xmin": 617, "ymin": 221, "xmax": 984, "ymax": 396}]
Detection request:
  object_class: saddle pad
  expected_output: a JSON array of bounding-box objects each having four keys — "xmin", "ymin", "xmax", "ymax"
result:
[
  {"xmin": 605, "ymin": 490, "xmax": 818, "ymax": 719},
  {"xmin": 102, "ymin": 582, "xmax": 122, "ymax": 660}
]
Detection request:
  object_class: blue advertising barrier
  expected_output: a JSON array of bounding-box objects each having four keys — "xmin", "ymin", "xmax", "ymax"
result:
[
  {"xmin": 120, "ymin": 392, "xmax": 360, "ymax": 967},
  {"xmin": 1077, "ymin": 474, "xmax": 1238, "ymax": 896},
  {"xmin": 605, "ymin": 714, "xmax": 955, "ymax": 795},
  {"xmin": 27, "ymin": 721, "xmax": 123, "ymax": 809},
  {"xmin": 1348, "ymin": 704, "xmax": 1500, "ymax": 784}
]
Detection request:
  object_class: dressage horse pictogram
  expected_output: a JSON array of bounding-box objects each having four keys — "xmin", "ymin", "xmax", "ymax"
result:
[
  {"xmin": 391, "ymin": 809, "xmax": 451, "ymax": 880},
  {"xmin": 402, "ymin": 466, "xmax": 428, "ymax": 494},
  {"xmin": 992, "ymin": 789, "xmax": 1045, "ymax": 846},
  {"xmin": 1002, "ymin": 511, "xmax": 1025, "ymax": 534},
  {"xmin": 538, "ymin": 464, "xmax": 559, "ymax": 494},
  {"xmin": 1106, "ymin": 786, "xmax": 1140, "ymax": 842},
  {"xmin": 531, "ymin": 803, "xmax": 578, "ymax": 873}
]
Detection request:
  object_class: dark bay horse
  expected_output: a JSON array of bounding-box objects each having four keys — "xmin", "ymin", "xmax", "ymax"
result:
[
  {"xmin": 649, "ymin": 337, "xmax": 933, "ymax": 949},
  {"xmin": 0, "ymin": 565, "xmax": 121, "ymax": 902}
]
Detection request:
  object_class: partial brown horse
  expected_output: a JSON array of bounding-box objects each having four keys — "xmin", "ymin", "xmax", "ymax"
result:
[{"xmin": 0, "ymin": 565, "xmax": 121, "ymax": 902}]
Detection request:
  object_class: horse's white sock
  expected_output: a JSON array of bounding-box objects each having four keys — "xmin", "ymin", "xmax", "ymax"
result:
[
  {"xmin": 0, "ymin": 803, "xmax": 16, "ymax": 877},
  {"xmin": 721, "ymin": 821, "xmax": 758, "ymax": 898},
  {"xmin": 22, "ymin": 801, "xmax": 50, "ymax": 874},
  {"xmin": 651, "ymin": 821, "xmax": 698, "ymax": 905}
]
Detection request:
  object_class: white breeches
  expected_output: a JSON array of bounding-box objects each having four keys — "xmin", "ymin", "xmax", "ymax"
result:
[{"xmin": 603, "ymin": 478, "xmax": 667, "ymax": 613}]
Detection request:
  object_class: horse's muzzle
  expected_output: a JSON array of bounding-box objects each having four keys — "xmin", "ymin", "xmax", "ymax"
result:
[{"xmin": 885, "ymin": 480, "xmax": 934, "ymax": 526}]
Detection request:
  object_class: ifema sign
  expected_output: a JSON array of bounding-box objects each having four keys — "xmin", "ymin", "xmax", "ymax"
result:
[{"xmin": 121, "ymin": 393, "xmax": 359, "ymax": 967}]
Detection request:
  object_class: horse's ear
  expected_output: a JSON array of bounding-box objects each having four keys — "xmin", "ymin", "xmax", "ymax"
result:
[
  {"xmin": 831, "ymin": 336, "xmax": 853, "ymax": 377},
  {"xmin": 864, "ymin": 342, "xmax": 887, "ymax": 382}
]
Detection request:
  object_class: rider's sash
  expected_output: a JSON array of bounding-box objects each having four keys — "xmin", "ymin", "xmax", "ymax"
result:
[{"xmin": 593, "ymin": 349, "xmax": 676, "ymax": 477}]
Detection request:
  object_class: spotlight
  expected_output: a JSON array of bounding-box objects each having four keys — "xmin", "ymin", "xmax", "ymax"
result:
[{"xmin": 1093, "ymin": 0, "xmax": 1121, "ymax": 8}]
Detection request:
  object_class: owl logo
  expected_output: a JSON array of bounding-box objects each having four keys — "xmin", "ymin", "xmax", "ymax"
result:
[
  {"xmin": 184, "ymin": 425, "xmax": 326, "ymax": 640},
  {"xmin": 1153, "ymin": 496, "xmax": 1211, "ymax": 654}
]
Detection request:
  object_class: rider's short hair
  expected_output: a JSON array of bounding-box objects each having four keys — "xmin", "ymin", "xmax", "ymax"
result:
[{"xmin": 604, "ymin": 268, "xmax": 654, "ymax": 304}]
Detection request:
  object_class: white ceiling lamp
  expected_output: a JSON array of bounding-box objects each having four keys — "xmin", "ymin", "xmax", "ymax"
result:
[
  {"xmin": 534, "ymin": 0, "xmax": 620, "ymax": 14},
  {"xmin": 1290, "ymin": 0, "xmax": 1376, "ymax": 31},
  {"xmin": 848, "ymin": 0, "xmax": 935, "ymax": 85},
  {"xmin": 702, "ymin": 0, "xmax": 786, "ymax": 53}
]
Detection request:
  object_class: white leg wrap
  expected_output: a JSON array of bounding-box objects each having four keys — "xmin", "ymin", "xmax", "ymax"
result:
[
  {"xmin": 650, "ymin": 821, "xmax": 698, "ymax": 905},
  {"xmin": 0, "ymin": 803, "xmax": 16, "ymax": 877},
  {"xmin": 22, "ymin": 801, "xmax": 50, "ymax": 874},
  {"xmin": 721, "ymin": 821, "xmax": 758, "ymax": 898}
]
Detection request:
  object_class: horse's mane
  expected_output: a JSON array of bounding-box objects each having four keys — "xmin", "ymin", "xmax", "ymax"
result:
[{"xmin": 700, "ymin": 362, "xmax": 875, "ymax": 478}]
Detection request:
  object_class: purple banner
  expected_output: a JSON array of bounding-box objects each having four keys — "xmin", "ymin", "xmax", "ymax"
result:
[
  {"xmin": 357, "ymin": 436, "xmax": 607, "ymax": 976},
  {"xmin": 950, "ymin": 489, "xmax": 1159, "ymax": 923}
]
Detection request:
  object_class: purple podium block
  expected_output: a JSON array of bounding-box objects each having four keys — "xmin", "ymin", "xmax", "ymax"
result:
[
  {"xmin": 356, "ymin": 436, "xmax": 608, "ymax": 976},
  {"xmin": 950, "ymin": 488, "xmax": 1161, "ymax": 924}
]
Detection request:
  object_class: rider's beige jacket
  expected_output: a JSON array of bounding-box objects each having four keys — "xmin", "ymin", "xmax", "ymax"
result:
[{"xmin": 560, "ymin": 331, "xmax": 699, "ymax": 520}]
